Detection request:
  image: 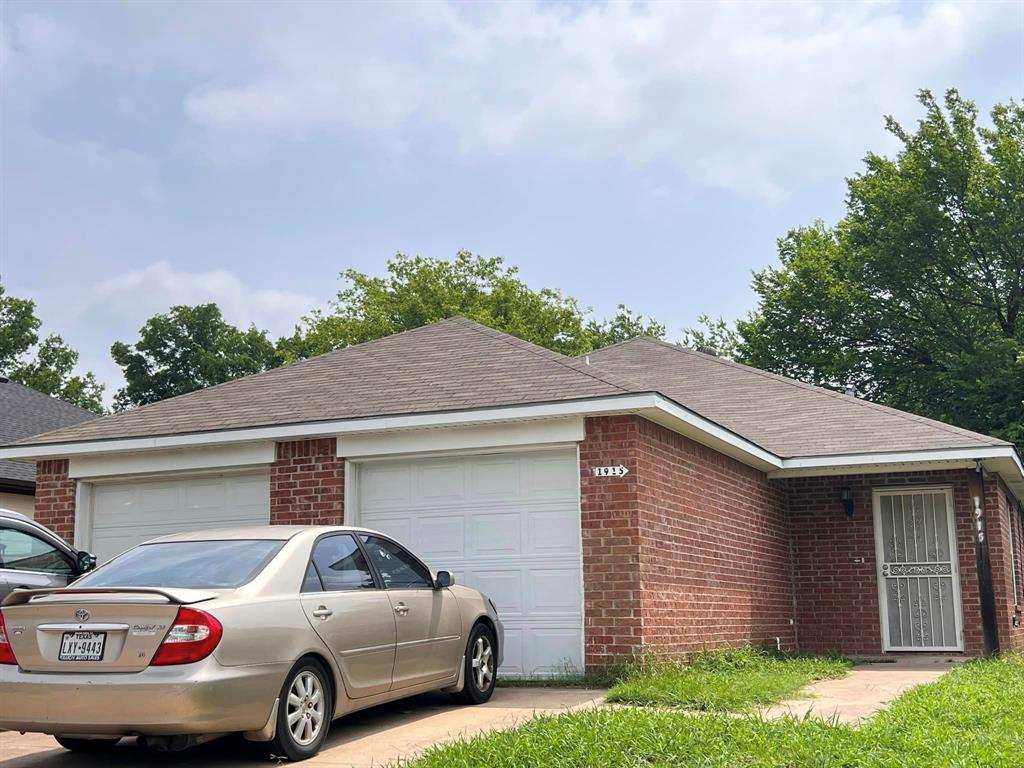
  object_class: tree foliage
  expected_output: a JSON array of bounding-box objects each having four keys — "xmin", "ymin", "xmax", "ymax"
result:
[
  {"xmin": 278, "ymin": 252, "xmax": 664, "ymax": 361},
  {"xmin": 0, "ymin": 280, "xmax": 105, "ymax": 412},
  {"xmin": 735, "ymin": 90, "xmax": 1024, "ymax": 450},
  {"xmin": 111, "ymin": 304, "xmax": 282, "ymax": 411}
]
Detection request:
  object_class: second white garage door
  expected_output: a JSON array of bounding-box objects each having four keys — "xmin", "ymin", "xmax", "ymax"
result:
[
  {"xmin": 354, "ymin": 448, "xmax": 583, "ymax": 676},
  {"xmin": 89, "ymin": 472, "xmax": 271, "ymax": 564}
]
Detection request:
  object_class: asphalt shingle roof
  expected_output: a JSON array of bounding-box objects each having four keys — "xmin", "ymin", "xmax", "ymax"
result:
[
  {"xmin": 16, "ymin": 318, "xmax": 635, "ymax": 446},
  {"xmin": 9, "ymin": 318, "xmax": 1009, "ymax": 460},
  {"xmin": 584, "ymin": 337, "xmax": 1009, "ymax": 458},
  {"xmin": 0, "ymin": 380, "xmax": 97, "ymax": 483}
]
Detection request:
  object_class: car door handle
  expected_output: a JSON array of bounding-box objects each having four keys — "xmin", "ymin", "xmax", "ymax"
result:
[
  {"xmin": 311, "ymin": 606, "xmax": 333, "ymax": 619},
  {"xmin": 393, "ymin": 603, "xmax": 409, "ymax": 616}
]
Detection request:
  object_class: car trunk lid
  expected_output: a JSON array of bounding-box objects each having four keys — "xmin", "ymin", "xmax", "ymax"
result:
[{"xmin": 1, "ymin": 587, "xmax": 220, "ymax": 672}]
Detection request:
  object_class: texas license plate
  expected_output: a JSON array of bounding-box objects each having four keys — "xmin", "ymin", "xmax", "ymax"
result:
[{"xmin": 59, "ymin": 631, "xmax": 106, "ymax": 661}]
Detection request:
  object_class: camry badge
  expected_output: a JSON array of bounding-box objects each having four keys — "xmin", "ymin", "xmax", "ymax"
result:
[{"xmin": 74, "ymin": 608, "xmax": 90, "ymax": 622}]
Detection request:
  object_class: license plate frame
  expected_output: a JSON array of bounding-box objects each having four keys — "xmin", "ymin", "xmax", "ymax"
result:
[{"xmin": 58, "ymin": 631, "xmax": 107, "ymax": 662}]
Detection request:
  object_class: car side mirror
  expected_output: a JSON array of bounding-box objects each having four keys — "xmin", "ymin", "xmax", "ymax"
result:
[
  {"xmin": 76, "ymin": 551, "xmax": 97, "ymax": 573},
  {"xmin": 434, "ymin": 570, "xmax": 454, "ymax": 589}
]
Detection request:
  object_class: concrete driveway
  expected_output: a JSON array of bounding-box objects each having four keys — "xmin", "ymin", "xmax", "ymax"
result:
[{"xmin": 0, "ymin": 688, "xmax": 603, "ymax": 768}]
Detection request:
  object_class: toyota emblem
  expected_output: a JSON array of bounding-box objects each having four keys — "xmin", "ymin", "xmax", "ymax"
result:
[{"xmin": 74, "ymin": 608, "xmax": 90, "ymax": 622}]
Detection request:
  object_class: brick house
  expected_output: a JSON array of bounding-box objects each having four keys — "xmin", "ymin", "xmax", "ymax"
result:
[{"xmin": 2, "ymin": 318, "xmax": 1021, "ymax": 673}]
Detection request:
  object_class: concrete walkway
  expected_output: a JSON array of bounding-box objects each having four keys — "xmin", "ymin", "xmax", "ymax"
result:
[
  {"xmin": 761, "ymin": 656, "xmax": 960, "ymax": 723},
  {"xmin": 0, "ymin": 688, "xmax": 605, "ymax": 768}
]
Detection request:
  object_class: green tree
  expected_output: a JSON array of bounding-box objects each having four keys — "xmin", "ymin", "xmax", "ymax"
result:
[
  {"xmin": 736, "ymin": 90, "xmax": 1024, "ymax": 449},
  {"xmin": 0, "ymin": 280, "xmax": 105, "ymax": 412},
  {"xmin": 278, "ymin": 252, "xmax": 663, "ymax": 360},
  {"xmin": 681, "ymin": 314, "xmax": 741, "ymax": 359},
  {"xmin": 111, "ymin": 304, "xmax": 282, "ymax": 410},
  {"xmin": 587, "ymin": 305, "xmax": 666, "ymax": 350}
]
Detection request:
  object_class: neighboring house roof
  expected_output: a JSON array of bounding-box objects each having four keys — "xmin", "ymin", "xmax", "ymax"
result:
[
  {"xmin": 5, "ymin": 318, "xmax": 1011, "ymax": 464},
  {"xmin": 0, "ymin": 378, "xmax": 97, "ymax": 486},
  {"xmin": 583, "ymin": 337, "xmax": 1009, "ymax": 458}
]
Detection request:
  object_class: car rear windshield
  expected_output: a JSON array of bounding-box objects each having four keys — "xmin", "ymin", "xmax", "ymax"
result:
[{"xmin": 76, "ymin": 540, "xmax": 285, "ymax": 589}]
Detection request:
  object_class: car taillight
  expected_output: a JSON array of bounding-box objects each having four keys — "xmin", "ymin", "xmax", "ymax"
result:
[
  {"xmin": 150, "ymin": 607, "xmax": 222, "ymax": 666},
  {"xmin": 0, "ymin": 611, "xmax": 17, "ymax": 665}
]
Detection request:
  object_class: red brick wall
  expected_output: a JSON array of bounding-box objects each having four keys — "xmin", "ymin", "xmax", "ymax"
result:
[
  {"xmin": 579, "ymin": 416, "xmax": 644, "ymax": 667},
  {"xmin": 34, "ymin": 459, "xmax": 76, "ymax": 543},
  {"xmin": 786, "ymin": 470, "xmax": 984, "ymax": 656},
  {"xmin": 269, "ymin": 439, "xmax": 344, "ymax": 525},
  {"xmin": 633, "ymin": 418, "xmax": 795, "ymax": 655},
  {"xmin": 987, "ymin": 477, "xmax": 1024, "ymax": 652}
]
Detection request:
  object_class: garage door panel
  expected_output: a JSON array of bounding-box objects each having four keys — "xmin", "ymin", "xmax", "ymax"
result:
[
  {"xmin": 472, "ymin": 512, "xmax": 521, "ymax": 556},
  {"xmin": 527, "ymin": 510, "xmax": 581, "ymax": 556},
  {"xmin": 357, "ymin": 448, "xmax": 583, "ymax": 675},
  {"xmin": 523, "ymin": 455, "xmax": 578, "ymax": 497},
  {"xmin": 469, "ymin": 570, "xmax": 524, "ymax": 615},
  {"xmin": 523, "ymin": 628, "xmax": 584, "ymax": 676},
  {"xmin": 91, "ymin": 473, "xmax": 270, "ymax": 564},
  {"xmin": 530, "ymin": 568, "xmax": 582, "ymax": 614},
  {"xmin": 416, "ymin": 462, "xmax": 466, "ymax": 500},
  {"xmin": 470, "ymin": 459, "xmax": 521, "ymax": 498},
  {"xmin": 416, "ymin": 515, "xmax": 465, "ymax": 559},
  {"xmin": 499, "ymin": 628, "xmax": 524, "ymax": 676},
  {"xmin": 360, "ymin": 465, "xmax": 412, "ymax": 509}
]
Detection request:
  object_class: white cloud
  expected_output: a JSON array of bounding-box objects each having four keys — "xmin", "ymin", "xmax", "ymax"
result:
[
  {"xmin": 1, "ymin": 1, "xmax": 1013, "ymax": 199},
  {"xmin": 164, "ymin": 0, "xmax": 1013, "ymax": 200},
  {"xmin": 93, "ymin": 261, "xmax": 318, "ymax": 339}
]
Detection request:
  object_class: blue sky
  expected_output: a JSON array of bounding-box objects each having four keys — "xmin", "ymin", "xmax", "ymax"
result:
[{"xmin": 1, "ymin": 0, "xmax": 1021, "ymax": 404}]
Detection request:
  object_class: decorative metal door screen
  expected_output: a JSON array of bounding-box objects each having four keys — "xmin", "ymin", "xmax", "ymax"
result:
[{"xmin": 874, "ymin": 489, "xmax": 963, "ymax": 651}]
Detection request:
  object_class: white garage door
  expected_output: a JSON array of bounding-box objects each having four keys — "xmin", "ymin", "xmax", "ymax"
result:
[
  {"xmin": 90, "ymin": 472, "xmax": 270, "ymax": 564},
  {"xmin": 354, "ymin": 448, "xmax": 583, "ymax": 676}
]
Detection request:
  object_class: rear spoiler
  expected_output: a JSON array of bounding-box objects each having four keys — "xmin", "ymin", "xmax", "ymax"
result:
[{"xmin": 1, "ymin": 586, "xmax": 221, "ymax": 608}]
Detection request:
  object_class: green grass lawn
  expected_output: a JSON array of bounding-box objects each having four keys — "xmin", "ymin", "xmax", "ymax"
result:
[
  {"xmin": 404, "ymin": 655, "xmax": 1024, "ymax": 768},
  {"xmin": 606, "ymin": 647, "xmax": 852, "ymax": 711}
]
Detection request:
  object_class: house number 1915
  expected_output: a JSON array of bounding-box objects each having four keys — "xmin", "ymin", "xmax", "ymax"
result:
[{"xmin": 593, "ymin": 465, "xmax": 629, "ymax": 477}]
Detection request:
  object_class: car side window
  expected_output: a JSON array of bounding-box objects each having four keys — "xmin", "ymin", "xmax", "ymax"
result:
[
  {"xmin": 309, "ymin": 534, "xmax": 375, "ymax": 592},
  {"xmin": 360, "ymin": 535, "xmax": 432, "ymax": 589},
  {"xmin": 0, "ymin": 527, "xmax": 73, "ymax": 575},
  {"xmin": 301, "ymin": 561, "xmax": 324, "ymax": 592}
]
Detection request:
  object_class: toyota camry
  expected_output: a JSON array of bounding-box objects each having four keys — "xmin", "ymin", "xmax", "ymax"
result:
[{"xmin": 0, "ymin": 526, "xmax": 503, "ymax": 761}]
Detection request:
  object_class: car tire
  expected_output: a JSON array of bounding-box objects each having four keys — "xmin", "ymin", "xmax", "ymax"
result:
[
  {"xmin": 54, "ymin": 736, "xmax": 122, "ymax": 752},
  {"xmin": 266, "ymin": 658, "xmax": 333, "ymax": 762},
  {"xmin": 450, "ymin": 622, "xmax": 497, "ymax": 705}
]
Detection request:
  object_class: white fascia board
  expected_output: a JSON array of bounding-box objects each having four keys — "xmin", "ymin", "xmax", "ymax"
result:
[
  {"xmin": 0, "ymin": 394, "xmax": 660, "ymax": 461},
  {"xmin": 68, "ymin": 442, "xmax": 276, "ymax": 479},
  {"xmin": 771, "ymin": 445, "xmax": 1024, "ymax": 503},
  {"xmin": 336, "ymin": 417, "xmax": 585, "ymax": 458},
  {"xmin": 774, "ymin": 445, "xmax": 1022, "ymax": 473}
]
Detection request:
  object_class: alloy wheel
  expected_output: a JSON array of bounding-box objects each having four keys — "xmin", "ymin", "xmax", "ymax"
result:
[
  {"xmin": 286, "ymin": 670, "xmax": 325, "ymax": 746},
  {"xmin": 471, "ymin": 634, "xmax": 494, "ymax": 691}
]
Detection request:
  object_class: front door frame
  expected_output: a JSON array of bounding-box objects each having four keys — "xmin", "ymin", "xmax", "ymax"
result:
[{"xmin": 872, "ymin": 485, "xmax": 965, "ymax": 652}]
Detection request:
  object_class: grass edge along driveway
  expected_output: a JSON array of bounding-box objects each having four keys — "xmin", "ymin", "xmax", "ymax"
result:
[
  {"xmin": 606, "ymin": 647, "xmax": 851, "ymax": 711},
  {"xmin": 403, "ymin": 654, "xmax": 1023, "ymax": 768}
]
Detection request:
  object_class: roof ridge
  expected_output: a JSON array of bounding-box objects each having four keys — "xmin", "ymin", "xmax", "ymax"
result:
[
  {"xmin": 452, "ymin": 318, "xmax": 638, "ymax": 393},
  {"xmin": 618, "ymin": 337, "xmax": 1006, "ymax": 447}
]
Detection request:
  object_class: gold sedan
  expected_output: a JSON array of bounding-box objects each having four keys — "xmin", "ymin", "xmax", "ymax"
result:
[{"xmin": 0, "ymin": 526, "xmax": 503, "ymax": 761}]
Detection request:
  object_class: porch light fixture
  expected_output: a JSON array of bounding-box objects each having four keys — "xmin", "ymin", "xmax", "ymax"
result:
[{"xmin": 840, "ymin": 487, "xmax": 854, "ymax": 517}]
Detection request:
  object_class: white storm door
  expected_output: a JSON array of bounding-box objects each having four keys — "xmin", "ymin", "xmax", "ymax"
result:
[
  {"xmin": 354, "ymin": 448, "xmax": 583, "ymax": 676},
  {"xmin": 874, "ymin": 488, "xmax": 963, "ymax": 651},
  {"xmin": 90, "ymin": 472, "xmax": 270, "ymax": 564}
]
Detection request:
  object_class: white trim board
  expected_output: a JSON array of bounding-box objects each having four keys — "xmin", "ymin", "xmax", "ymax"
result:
[
  {"xmin": 336, "ymin": 417, "xmax": 585, "ymax": 458},
  {"xmin": 67, "ymin": 442, "xmax": 275, "ymax": 479}
]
